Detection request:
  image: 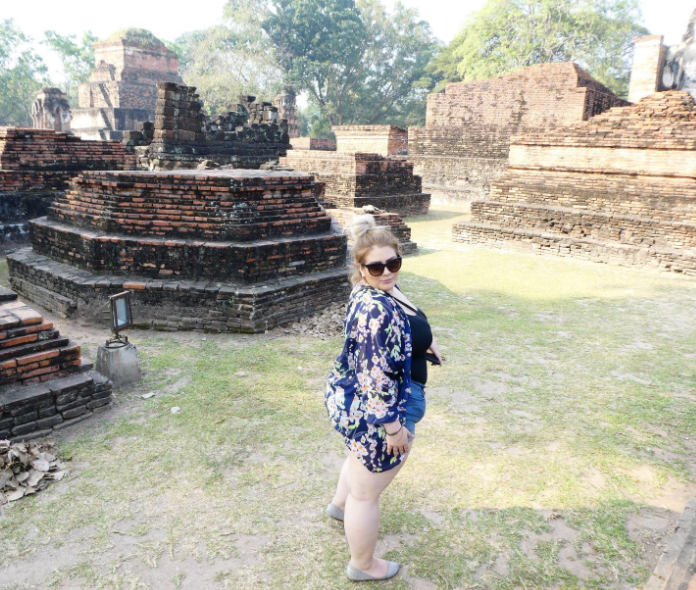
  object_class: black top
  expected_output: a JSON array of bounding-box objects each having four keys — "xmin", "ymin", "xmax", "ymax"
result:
[{"xmin": 408, "ymin": 308, "xmax": 433, "ymax": 385}]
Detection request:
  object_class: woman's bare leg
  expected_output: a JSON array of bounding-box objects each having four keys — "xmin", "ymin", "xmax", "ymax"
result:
[
  {"xmin": 344, "ymin": 452, "xmax": 404, "ymax": 576},
  {"xmin": 331, "ymin": 454, "xmax": 350, "ymax": 510}
]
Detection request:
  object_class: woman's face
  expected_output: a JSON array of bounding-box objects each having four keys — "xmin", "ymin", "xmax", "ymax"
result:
[{"xmin": 359, "ymin": 245, "xmax": 399, "ymax": 292}]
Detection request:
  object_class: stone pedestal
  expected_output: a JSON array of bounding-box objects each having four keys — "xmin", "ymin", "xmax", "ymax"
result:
[{"xmin": 96, "ymin": 343, "xmax": 141, "ymax": 387}]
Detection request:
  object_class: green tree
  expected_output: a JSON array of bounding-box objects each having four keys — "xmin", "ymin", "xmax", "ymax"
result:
[
  {"xmin": 43, "ymin": 30, "xmax": 97, "ymax": 105},
  {"xmin": 434, "ymin": 0, "xmax": 647, "ymax": 97},
  {"xmin": 224, "ymin": 0, "xmax": 440, "ymax": 126},
  {"xmin": 176, "ymin": 25, "xmax": 283, "ymax": 115},
  {"xmin": 0, "ymin": 19, "xmax": 48, "ymax": 126}
]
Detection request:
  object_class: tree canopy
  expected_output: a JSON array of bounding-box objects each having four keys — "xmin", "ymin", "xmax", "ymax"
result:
[
  {"xmin": 0, "ymin": 19, "xmax": 48, "ymax": 127},
  {"xmin": 432, "ymin": 0, "xmax": 647, "ymax": 97},
  {"xmin": 223, "ymin": 0, "xmax": 441, "ymax": 128},
  {"xmin": 43, "ymin": 30, "xmax": 97, "ymax": 106}
]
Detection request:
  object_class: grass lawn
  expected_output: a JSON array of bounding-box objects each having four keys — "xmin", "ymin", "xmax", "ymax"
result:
[{"xmin": 1, "ymin": 204, "xmax": 695, "ymax": 590}]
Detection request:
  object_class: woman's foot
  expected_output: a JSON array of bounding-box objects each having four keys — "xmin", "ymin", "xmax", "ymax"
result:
[{"xmin": 346, "ymin": 558, "xmax": 399, "ymax": 581}]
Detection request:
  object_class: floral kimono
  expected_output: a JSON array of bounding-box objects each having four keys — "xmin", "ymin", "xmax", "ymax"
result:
[{"xmin": 325, "ymin": 284, "xmax": 413, "ymax": 472}]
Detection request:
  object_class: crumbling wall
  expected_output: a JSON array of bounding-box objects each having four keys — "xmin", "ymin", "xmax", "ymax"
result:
[
  {"xmin": 409, "ymin": 63, "xmax": 630, "ymax": 201},
  {"xmin": 453, "ymin": 91, "xmax": 696, "ymax": 274},
  {"xmin": 333, "ymin": 125, "xmax": 407, "ymax": 156},
  {"xmin": 0, "ymin": 128, "xmax": 135, "ymax": 248},
  {"xmin": 126, "ymin": 83, "xmax": 291, "ymax": 170}
]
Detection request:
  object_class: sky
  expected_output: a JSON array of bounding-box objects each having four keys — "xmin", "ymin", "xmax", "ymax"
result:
[{"xmin": 3, "ymin": 0, "xmax": 696, "ymax": 82}]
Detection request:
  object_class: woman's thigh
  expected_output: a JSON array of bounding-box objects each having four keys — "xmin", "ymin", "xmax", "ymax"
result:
[{"xmin": 347, "ymin": 451, "xmax": 404, "ymax": 501}]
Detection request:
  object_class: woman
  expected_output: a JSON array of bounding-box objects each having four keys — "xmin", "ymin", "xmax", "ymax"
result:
[{"xmin": 324, "ymin": 215, "xmax": 443, "ymax": 581}]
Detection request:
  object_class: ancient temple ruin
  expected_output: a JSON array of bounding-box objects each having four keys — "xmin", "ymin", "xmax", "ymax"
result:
[
  {"xmin": 8, "ymin": 168, "xmax": 349, "ymax": 332},
  {"xmin": 31, "ymin": 88, "xmax": 72, "ymax": 133},
  {"xmin": 0, "ymin": 128, "xmax": 135, "ymax": 247},
  {"xmin": 71, "ymin": 29, "xmax": 183, "ymax": 141},
  {"xmin": 0, "ymin": 287, "xmax": 113, "ymax": 441},
  {"xmin": 453, "ymin": 91, "xmax": 696, "ymax": 275},
  {"xmin": 125, "ymin": 83, "xmax": 291, "ymax": 170},
  {"xmin": 408, "ymin": 63, "xmax": 629, "ymax": 201},
  {"xmin": 332, "ymin": 126, "xmax": 407, "ymax": 156},
  {"xmin": 280, "ymin": 151, "xmax": 430, "ymax": 216},
  {"xmin": 275, "ymin": 93, "xmax": 299, "ymax": 138}
]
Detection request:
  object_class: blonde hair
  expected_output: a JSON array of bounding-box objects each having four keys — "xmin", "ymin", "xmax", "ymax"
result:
[{"xmin": 349, "ymin": 214, "xmax": 401, "ymax": 285}]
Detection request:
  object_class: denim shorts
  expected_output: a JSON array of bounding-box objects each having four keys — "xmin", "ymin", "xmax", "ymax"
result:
[{"xmin": 403, "ymin": 380, "xmax": 426, "ymax": 438}]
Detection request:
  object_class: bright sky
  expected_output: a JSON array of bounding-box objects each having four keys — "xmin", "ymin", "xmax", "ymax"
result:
[{"xmin": 3, "ymin": 0, "xmax": 696, "ymax": 81}]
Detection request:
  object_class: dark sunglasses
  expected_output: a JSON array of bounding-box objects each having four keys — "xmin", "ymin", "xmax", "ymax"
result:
[{"xmin": 362, "ymin": 257, "xmax": 402, "ymax": 277}]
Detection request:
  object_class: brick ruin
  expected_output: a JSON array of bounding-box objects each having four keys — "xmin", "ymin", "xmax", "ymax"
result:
[
  {"xmin": 0, "ymin": 286, "xmax": 113, "ymax": 442},
  {"xmin": 274, "ymin": 93, "xmax": 299, "ymax": 138},
  {"xmin": 71, "ymin": 29, "xmax": 183, "ymax": 141},
  {"xmin": 280, "ymin": 151, "xmax": 430, "ymax": 216},
  {"xmin": 7, "ymin": 169, "xmax": 350, "ymax": 332},
  {"xmin": 124, "ymin": 83, "xmax": 291, "ymax": 170},
  {"xmin": 290, "ymin": 137, "xmax": 337, "ymax": 151},
  {"xmin": 0, "ymin": 128, "xmax": 135, "ymax": 247},
  {"xmin": 332, "ymin": 126, "xmax": 407, "ymax": 156},
  {"xmin": 408, "ymin": 63, "xmax": 629, "ymax": 201},
  {"xmin": 31, "ymin": 88, "xmax": 72, "ymax": 133},
  {"xmin": 453, "ymin": 91, "xmax": 696, "ymax": 275}
]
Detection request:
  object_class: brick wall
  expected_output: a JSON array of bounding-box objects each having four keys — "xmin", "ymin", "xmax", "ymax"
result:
[
  {"xmin": 291, "ymin": 137, "xmax": 337, "ymax": 151},
  {"xmin": 0, "ymin": 127, "xmax": 135, "ymax": 247},
  {"xmin": 408, "ymin": 62, "xmax": 630, "ymax": 201},
  {"xmin": 280, "ymin": 151, "xmax": 431, "ymax": 215},
  {"xmin": 333, "ymin": 126, "xmax": 408, "ymax": 156},
  {"xmin": 453, "ymin": 91, "xmax": 696, "ymax": 275}
]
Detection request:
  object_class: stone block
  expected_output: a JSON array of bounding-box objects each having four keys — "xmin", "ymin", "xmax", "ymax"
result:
[{"xmin": 96, "ymin": 343, "xmax": 141, "ymax": 387}]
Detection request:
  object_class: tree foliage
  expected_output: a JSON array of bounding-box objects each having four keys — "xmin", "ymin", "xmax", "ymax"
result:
[
  {"xmin": 175, "ymin": 25, "xmax": 283, "ymax": 115},
  {"xmin": 224, "ymin": 0, "xmax": 440, "ymax": 127},
  {"xmin": 0, "ymin": 19, "xmax": 48, "ymax": 127},
  {"xmin": 43, "ymin": 30, "xmax": 97, "ymax": 105},
  {"xmin": 433, "ymin": 0, "xmax": 647, "ymax": 97}
]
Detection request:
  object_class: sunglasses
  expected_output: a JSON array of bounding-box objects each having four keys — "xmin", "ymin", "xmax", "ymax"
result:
[{"xmin": 362, "ymin": 257, "xmax": 403, "ymax": 277}]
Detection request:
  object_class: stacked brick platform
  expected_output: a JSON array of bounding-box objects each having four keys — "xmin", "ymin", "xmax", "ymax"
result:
[
  {"xmin": 290, "ymin": 137, "xmax": 337, "ymax": 151},
  {"xmin": 326, "ymin": 207, "xmax": 417, "ymax": 254},
  {"xmin": 0, "ymin": 287, "xmax": 113, "ymax": 441},
  {"xmin": 280, "ymin": 151, "xmax": 430, "ymax": 216},
  {"xmin": 408, "ymin": 63, "xmax": 630, "ymax": 201},
  {"xmin": 0, "ymin": 127, "xmax": 135, "ymax": 248},
  {"xmin": 8, "ymin": 169, "xmax": 350, "ymax": 332},
  {"xmin": 453, "ymin": 91, "xmax": 696, "ymax": 274},
  {"xmin": 333, "ymin": 126, "xmax": 407, "ymax": 156},
  {"xmin": 127, "ymin": 84, "xmax": 291, "ymax": 170}
]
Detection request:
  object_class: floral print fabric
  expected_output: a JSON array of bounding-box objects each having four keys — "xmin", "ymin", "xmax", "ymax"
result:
[{"xmin": 325, "ymin": 285, "xmax": 413, "ymax": 472}]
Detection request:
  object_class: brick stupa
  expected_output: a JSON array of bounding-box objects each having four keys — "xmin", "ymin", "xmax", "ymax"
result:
[
  {"xmin": 408, "ymin": 63, "xmax": 630, "ymax": 201},
  {"xmin": 71, "ymin": 29, "xmax": 183, "ymax": 141},
  {"xmin": 0, "ymin": 127, "xmax": 135, "ymax": 248},
  {"xmin": 0, "ymin": 288, "xmax": 113, "ymax": 441},
  {"xmin": 8, "ymin": 169, "xmax": 349, "ymax": 332},
  {"xmin": 453, "ymin": 91, "xmax": 696, "ymax": 274}
]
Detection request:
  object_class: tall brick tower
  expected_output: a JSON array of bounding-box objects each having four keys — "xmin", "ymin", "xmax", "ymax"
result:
[{"xmin": 71, "ymin": 29, "xmax": 183, "ymax": 141}]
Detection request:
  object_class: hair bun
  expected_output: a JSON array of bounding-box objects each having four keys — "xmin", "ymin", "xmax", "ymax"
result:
[{"xmin": 351, "ymin": 214, "xmax": 377, "ymax": 240}]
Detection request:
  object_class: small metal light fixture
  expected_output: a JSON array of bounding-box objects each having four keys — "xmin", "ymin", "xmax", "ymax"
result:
[{"xmin": 106, "ymin": 291, "xmax": 133, "ymax": 347}]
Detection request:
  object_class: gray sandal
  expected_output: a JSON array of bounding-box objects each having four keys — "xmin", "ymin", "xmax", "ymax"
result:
[
  {"xmin": 346, "ymin": 561, "xmax": 400, "ymax": 581},
  {"xmin": 326, "ymin": 502, "xmax": 345, "ymax": 522}
]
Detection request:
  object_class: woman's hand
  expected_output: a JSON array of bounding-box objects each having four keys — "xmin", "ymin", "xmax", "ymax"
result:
[
  {"xmin": 385, "ymin": 424, "xmax": 412, "ymax": 456},
  {"xmin": 428, "ymin": 339, "xmax": 444, "ymax": 365}
]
